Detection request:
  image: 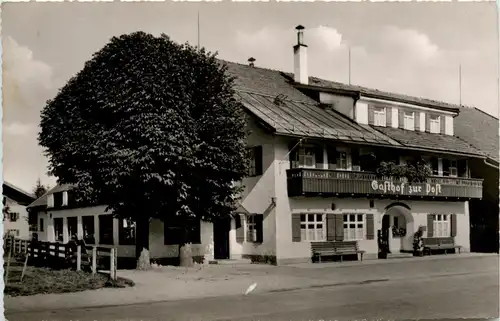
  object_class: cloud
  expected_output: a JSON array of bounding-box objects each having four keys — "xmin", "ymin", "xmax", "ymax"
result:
[{"xmin": 3, "ymin": 122, "xmax": 36, "ymax": 136}]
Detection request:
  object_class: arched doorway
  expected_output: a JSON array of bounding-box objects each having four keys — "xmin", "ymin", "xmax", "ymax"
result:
[{"xmin": 381, "ymin": 203, "xmax": 414, "ymax": 253}]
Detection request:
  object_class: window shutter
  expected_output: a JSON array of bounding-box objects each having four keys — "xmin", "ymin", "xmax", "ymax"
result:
[
  {"xmin": 440, "ymin": 116, "xmax": 446, "ymax": 134},
  {"xmin": 292, "ymin": 214, "xmax": 301, "ymax": 242},
  {"xmin": 368, "ymin": 106, "xmax": 375, "ymax": 125},
  {"xmin": 236, "ymin": 215, "xmax": 244, "ymax": 243},
  {"xmin": 254, "ymin": 146, "xmax": 263, "ymax": 175},
  {"xmin": 255, "ymin": 215, "xmax": 264, "ymax": 243},
  {"xmin": 450, "ymin": 214, "xmax": 457, "ymax": 237},
  {"xmin": 314, "ymin": 145, "xmax": 324, "ymax": 169},
  {"xmin": 427, "ymin": 214, "xmax": 434, "ymax": 237},
  {"xmin": 442, "ymin": 159, "xmax": 450, "ymax": 176},
  {"xmin": 334, "ymin": 214, "xmax": 344, "ymax": 241},
  {"xmin": 366, "ymin": 214, "xmax": 374, "ymax": 240},
  {"xmin": 415, "ymin": 112, "xmax": 420, "ymax": 131},
  {"xmin": 386, "ymin": 107, "xmax": 392, "ymax": 127},
  {"xmin": 458, "ymin": 159, "xmax": 467, "ymax": 177},
  {"xmin": 398, "ymin": 110, "xmax": 404, "ymax": 129},
  {"xmin": 327, "ymin": 148, "xmax": 338, "ymax": 169},
  {"xmin": 425, "ymin": 113, "xmax": 431, "ymax": 132},
  {"xmin": 326, "ymin": 214, "xmax": 336, "ymax": 241}
]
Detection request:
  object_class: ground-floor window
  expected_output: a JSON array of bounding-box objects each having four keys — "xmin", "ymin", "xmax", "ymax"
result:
[
  {"xmin": 433, "ymin": 214, "xmax": 450, "ymax": 237},
  {"xmin": 300, "ymin": 214, "xmax": 325, "ymax": 241},
  {"xmin": 67, "ymin": 217, "xmax": 78, "ymax": 239},
  {"xmin": 82, "ymin": 215, "xmax": 95, "ymax": 244},
  {"xmin": 246, "ymin": 215, "xmax": 257, "ymax": 242},
  {"xmin": 54, "ymin": 218, "xmax": 64, "ymax": 242},
  {"xmin": 119, "ymin": 218, "xmax": 136, "ymax": 245},
  {"xmin": 99, "ymin": 215, "xmax": 114, "ymax": 245},
  {"xmin": 6, "ymin": 229, "xmax": 19, "ymax": 237},
  {"xmin": 343, "ymin": 214, "xmax": 364, "ymax": 240},
  {"xmin": 164, "ymin": 218, "xmax": 201, "ymax": 245}
]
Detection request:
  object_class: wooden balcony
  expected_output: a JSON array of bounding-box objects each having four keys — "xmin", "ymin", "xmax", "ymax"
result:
[{"xmin": 287, "ymin": 168, "xmax": 483, "ymax": 200}]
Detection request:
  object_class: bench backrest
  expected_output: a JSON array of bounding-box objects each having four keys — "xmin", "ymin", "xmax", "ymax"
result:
[
  {"xmin": 311, "ymin": 241, "xmax": 359, "ymax": 252},
  {"xmin": 423, "ymin": 237, "xmax": 455, "ymax": 246}
]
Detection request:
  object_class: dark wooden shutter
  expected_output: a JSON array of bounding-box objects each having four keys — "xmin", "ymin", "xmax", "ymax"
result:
[
  {"xmin": 450, "ymin": 214, "xmax": 457, "ymax": 237},
  {"xmin": 254, "ymin": 146, "xmax": 263, "ymax": 175},
  {"xmin": 327, "ymin": 147, "xmax": 338, "ymax": 169},
  {"xmin": 366, "ymin": 214, "xmax": 374, "ymax": 240},
  {"xmin": 427, "ymin": 214, "xmax": 434, "ymax": 237},
  {"xmin": 425, "ymin": 113, "xmax": 431, "ymax": 132},
  {"xmin": 351, "ymin": 148, "xmax": 360, "ymax": 168},
  {"xmin": 440, "ymin": 116, "xmax": 446, "ymax": 134},
  {"xmin": 442, "ymin": 159, "xmax": 450, "ymax": 176},
  {"xmin": 368, "ymin": 106, "xmax": 375, "ymax": 125},
  {"xmin": 292, "ymin": 214, "xmax": 301, "ymax": 242},
  {"xmin": 398, "ymin": 109, "xmax": 404, "ymax": 129},
  {"xmin": 386, "ymin": 107, "xmax": 392, "ymax": 127},
  {"xmin": 335, "ymin": 214, "xmax": 344, "ymax": 241},
  {"xmin": 236, "ymin": 215, "xmax": 244, "ymax": 243},
  {"xmin": 326, "ymin": 214, "xmax": 336, "ymax": 241},
  {"xmin": 415, "ymin": 112, "xmax": 420, "ymax": 131},
  {"xmin": 315, "ymin": 145, "xmax": 324, "ymax": 169},
  {"xmin": 255, "ymin": 215, "xmax": 264, "ymax": 243}
]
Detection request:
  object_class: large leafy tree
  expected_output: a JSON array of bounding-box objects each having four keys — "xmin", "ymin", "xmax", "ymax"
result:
[{"xmin": 39, "ymin": 32, "xmax": 248, "ymax": 266}]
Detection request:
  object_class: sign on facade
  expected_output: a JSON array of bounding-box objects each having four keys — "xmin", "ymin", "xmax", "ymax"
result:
[{"xmin": 371, "ymin": 180, "xmax": 442, "ymax": 196}]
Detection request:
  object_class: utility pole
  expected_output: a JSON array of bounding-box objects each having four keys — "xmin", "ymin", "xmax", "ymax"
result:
[
  {"xmin": 348, "ymin": 46, "xmax": 352, "ymax": 85},
  {"xmin": 459, "ymin": 63, "xmax": 462, "ymax": 107},
  {"xmin": 197, "ymin": 11, "xmax": 200, "ymax": 49}
]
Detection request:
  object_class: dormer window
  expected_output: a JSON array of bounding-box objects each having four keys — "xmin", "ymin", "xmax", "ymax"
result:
[
  {"xmin": 373, "ymin": 107, "xmax": 386, "ymax": 127},
  {"xmin": 430, "ymin": 115, "xmax": 441, "ymax": 133},
  {"xmin": 404, "ymin": 112, "xmax": 415, "ymax": 130}
]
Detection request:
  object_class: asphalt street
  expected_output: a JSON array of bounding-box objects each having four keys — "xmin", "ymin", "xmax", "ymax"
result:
[{"xmin": 6, "ymin": 265, "xmax": 499, "ymax": 321}]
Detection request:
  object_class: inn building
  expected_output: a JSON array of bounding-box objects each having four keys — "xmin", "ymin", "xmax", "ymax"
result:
[{"xmin": 27, "ymin": 26, "xmax": 486, "ymax": 265}]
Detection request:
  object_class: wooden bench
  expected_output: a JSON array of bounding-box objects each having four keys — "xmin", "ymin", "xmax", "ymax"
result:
[
  {"xmin": 311, "ymin": 241, "xmax": 365, "ymax": 263},
  {"xmin": 422, "ymin": 237, "xmax": 462, "ymax": 255}
]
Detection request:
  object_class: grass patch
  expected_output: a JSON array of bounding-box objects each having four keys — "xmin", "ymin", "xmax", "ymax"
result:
[{"xmin": 4, "ymin": 265, "xmax": 135, "ymax": 297}]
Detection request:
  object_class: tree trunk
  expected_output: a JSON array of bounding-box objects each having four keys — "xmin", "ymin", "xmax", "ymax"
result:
[
  {"xmin": 178, "ymin": 228, "xmax": 194, "ymax": 267},
  {"xmin": 135, "ymin": 216, "xmax": 151, "ymax": 270}
]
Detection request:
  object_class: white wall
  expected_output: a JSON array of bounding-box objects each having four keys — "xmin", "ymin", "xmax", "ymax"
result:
[
  {"xmin": 354, "ymin": 101, "xmax": 369, "ymax": 125},
  {"xmin": 445, "ymin": 115, "xmax": 454, "ymax": 135},
  {"xmin": 3, "ymin": 198, "xmax": 30, "ymax": 239},
  {"xmin": 319, "ymin": 93, "xmax": 355, "ymax": 119}
]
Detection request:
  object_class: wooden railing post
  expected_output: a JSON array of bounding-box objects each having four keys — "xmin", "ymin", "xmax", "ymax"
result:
[
  {"xmin": 92, "ymin": 246, "xmax": 97, "ymax": 275},
  {"xmin": 76, "ymin": 245, "xmax": 81, "ymax": 271},
  {"xmin": 110, "ymin": 248, "xmax": 116, "ymax": 281},
  {"xmin": 18, "ymin": 238, "xmax": 22, "ymax": 254}
]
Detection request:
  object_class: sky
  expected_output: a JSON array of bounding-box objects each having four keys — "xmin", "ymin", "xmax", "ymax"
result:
[{"xmin": 2, "ymin": 2, "xmax": 499, "ymax": 193}]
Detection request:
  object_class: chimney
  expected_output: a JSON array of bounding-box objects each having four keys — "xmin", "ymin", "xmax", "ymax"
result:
[
  {"xmin": 248, "ymin": 57, "xmax": 256, "ymax": 67},
  {"xmin": 293, "ymin": 25, "xmax": 308, "ymax": 84}
]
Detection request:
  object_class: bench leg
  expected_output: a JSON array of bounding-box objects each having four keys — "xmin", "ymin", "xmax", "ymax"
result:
[
  {"xmin": 340, "ymin": 255, "xmax": 343, "ymax": 263},
  {"xmin": 360, "ymin": 253, "xmax": 363, "ymax": 262}
]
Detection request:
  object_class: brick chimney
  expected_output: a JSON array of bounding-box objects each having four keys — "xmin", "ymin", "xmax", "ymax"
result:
[{"xmin": 293, "ymin": 25, "xmax": 308, "ymax": 84}]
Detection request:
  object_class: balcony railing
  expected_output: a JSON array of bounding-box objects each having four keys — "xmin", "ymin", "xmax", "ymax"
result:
[{"xmin": 287, "ymin": 168, "xmax": 483, "ymax": 199}]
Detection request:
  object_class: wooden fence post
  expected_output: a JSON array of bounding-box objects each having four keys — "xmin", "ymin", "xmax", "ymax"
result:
[
  {"xmin": 5, "ymin": 239, "xmax": 13, "ymax": 285},
  {"xmin": 76, "ymin": 245, "xmax": 81, "ymax": 271},
  {"xmin": 92, "ymin": 246, "xmax": 97, "ymax": 275},
  {"xmin": 110, "ymin": 248, "xmax": 116, "ymax": 281}
]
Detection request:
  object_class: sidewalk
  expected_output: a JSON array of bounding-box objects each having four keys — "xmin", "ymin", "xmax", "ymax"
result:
[{"xmin": 5, "ymin": 253, "xmax": 498, "ymax": 313}]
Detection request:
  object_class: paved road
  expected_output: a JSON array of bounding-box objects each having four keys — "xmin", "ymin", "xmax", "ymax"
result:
[{"xmin": 7, "ymin": 268, "xmax": 499, "ymax": 321}]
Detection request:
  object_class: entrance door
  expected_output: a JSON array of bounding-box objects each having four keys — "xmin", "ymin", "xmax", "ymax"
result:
[
  {"xmin": 213, "ymin": 217, "xmax": 231, "ymax": 260},
  {"xmin": 381, "ymin": 215, "xmax": 391, "ymax": 253}
]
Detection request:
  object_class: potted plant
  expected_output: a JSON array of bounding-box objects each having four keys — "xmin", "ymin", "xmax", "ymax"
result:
[{"xmin": 413, "ymin": 228, "xmax": 424, "ymax": 256}]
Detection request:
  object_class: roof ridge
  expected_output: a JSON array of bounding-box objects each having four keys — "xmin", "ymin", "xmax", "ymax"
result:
[
  {"xmin": 235, "ymin": 88, "xmax": 317, "ymax": 105},
  {"xmin": 3, "ymin": 181, "xmax": 36, "ymax": 199}
]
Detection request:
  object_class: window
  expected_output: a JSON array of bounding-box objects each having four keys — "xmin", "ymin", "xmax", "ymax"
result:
[
  {"xmin": 54, "ymin": 218, "xmax": 64, "ymax": 242},
  {"xmin": 7, "ymin": 229, "xmax": 19, "ymax": 237},
  {"xmin": 300, "ymin": 214, "xmax": 325, "ymax": 241},
  {"xmin": 430, "ymin": 115, "xmax": 441, "ymax": 133},
  {"xmin": 404, "ymin": 112, "xmax": 415, "ymax": 130},
  {"xmin": 297, "ymin": 147, "xmax": 316, "ymax": 168},
  {"xmin": 433, "ymin": 214, "xmax": 450, "ymax": 237},
  {"xmin": 53, "ymin": 192, "xmax": 63, "ymax": 207},
  {"xmin": 119, "ymin": 218, "xmax": 136, "ymax": 245},
  {"xmin": 448, "ymin": 160, "xmax": 458, "ymax": 177},
  {"xmin": 336, "ymin": 151, "xmax": 348, "ymax": 170},
  {"xmin": 39, "ymin": 218, "xmax": 44, "ymax": 232},
  {"xmin": 246, "ymin": 215, "xmax": 257, "ymax": 242},
  {"xmin": 343, "ymin": 214, "xmax": 364, "ymax": 240},
  {"xmin": 99, "ymin": 215, "xmax": 114, "ymax": 245},
  {"xmin": 82, "ymin": 216, "xmax": 95, "ymax": 244},
  {"xmin": 373, "ymin": 107, "xmax": 386, "ymax": 126},
  {"xmin": 164, "ymin": 218, "xmax": 201, "ymax": 245},
  {"xmin": 247, "ymin": 146, "xmax": 263, "ymax": 177},
  {"xmin": 67, "ymin": 217, "xmax": 78, "ymax": 238},
  {"xmin": 9, "ymin": 212, "xmax": 19, "ymax": 222}
]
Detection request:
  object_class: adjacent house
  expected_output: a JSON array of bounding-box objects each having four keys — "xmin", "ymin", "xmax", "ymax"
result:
[
  {"xmin": 2, "ymin": 181, "xmax": 36, "ymax": 239},
  {"xmin": 28, "ymin": 26, "xmax": 488, "ymax": 265},
  {"xmin": 454, "ymin": 106, "xmax": 499, "ymax": 253}
]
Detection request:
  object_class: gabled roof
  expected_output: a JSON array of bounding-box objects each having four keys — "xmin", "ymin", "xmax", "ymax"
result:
[
  {"xmin": 454, "ymin": 106, "xmax": 499, "ymax": 164},
  {"xmin": 223, "ymin": 61, "xmax": 483, "ymax": 157},
  {"xmin": 27, "ymin": 184, "xmax": 73, "ymax": 209},
  {"xmin": 2, "ymin": 181, "xmax": 36, "ymax": 205}
]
